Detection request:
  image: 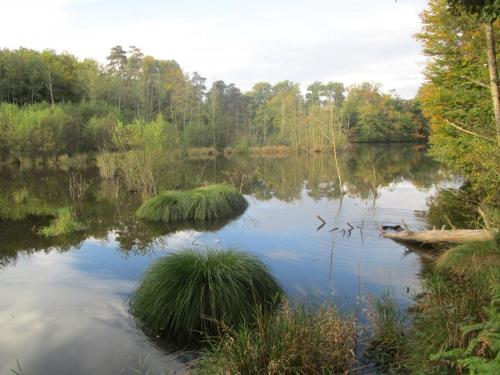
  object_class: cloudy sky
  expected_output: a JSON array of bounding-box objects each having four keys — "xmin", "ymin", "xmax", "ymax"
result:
[{"xmin": 1, "ymin": 0, "xmax": 428, "ymax": 97}]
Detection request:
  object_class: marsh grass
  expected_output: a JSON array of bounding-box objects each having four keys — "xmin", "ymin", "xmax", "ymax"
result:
[
  {"xmin": 196, "ymin": 302, "xmax": 357, "ymax": 374},
  {"xmin": 39, "ymin": 207, "xmax": 87, "ymax": 237},
  {"xmin": 437, "ymin": 240, "xmax": 500, "ymax": 281},
  {"xmin": 96, "ymin": 151, "xmax": 118, "ymax": 179},
  {"xmin": 250, "ymin": 145, "xmax": 290, "ymax": 157},
  {"xmin": 135, "ymin": 184, "xmax": 248, "ymax": 222},
  {"xmin": 0, "ymin": 189, "xmax": 56, "ymax": 221},
  {"xmin": 361, "ymin": 241, "xmax": 500, "ymax": 374},
  {"xmin": 404, "ymin": 240, "xmax": 499, "ymax": 373},
  {"xmin": 365, "ymin": 291, "xmax": 408, "ymax": 373},
  {"xmin": 131, "ymin": 249, "xmax": 282, "ymax": 343}
]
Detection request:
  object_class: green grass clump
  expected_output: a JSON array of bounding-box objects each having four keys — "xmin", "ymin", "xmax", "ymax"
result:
[
  {"xmin": 130, "ymin": 249, "xmax": 282, "ymax": 342},
  {"xmin": 196, "ymin": 302, "xmax": 357, "ymax": 374},
  {"xmin": 135, "ymin": 184, "xmax": 248, "ymax": 222},
  {"xmin": 39, "ymin": 208, "xmax": 86, "ymax": 237}
]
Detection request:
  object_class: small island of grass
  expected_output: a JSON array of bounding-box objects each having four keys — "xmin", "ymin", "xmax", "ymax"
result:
[
  {"xmin": 135, "ymin": 184, "xmax": 248, "ymax": 222},
  {"xmin": 130, "ymin": 248, "xmax": 282, "ymax": 342}
]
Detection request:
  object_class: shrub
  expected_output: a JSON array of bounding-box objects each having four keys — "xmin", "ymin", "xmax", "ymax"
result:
[
  {"xmin": 130, "ymin": 249, "xmax": 282, "ymax": 342},
  {"xmin": 39, "ymin": 208, "xmax": 86, "ymax": 237},
  {"xmin": 135, "ymin": 184, "xmax": 248, "ymax": 222},
  {"xmin": 196, "ymin": 302, "xmax": 357, "ymax": 374}
]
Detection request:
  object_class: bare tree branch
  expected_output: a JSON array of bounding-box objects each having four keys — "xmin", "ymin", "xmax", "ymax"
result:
[
  {"xmin": 460, "ymin": 75, "xmax": 490, "ymax": 89},
  {"xmin": 444, "ymin": 119, "xmax": 495, "ymax": 142}
]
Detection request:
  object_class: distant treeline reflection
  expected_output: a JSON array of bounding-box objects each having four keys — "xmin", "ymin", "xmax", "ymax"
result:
[{"xmin": 0, "ymin": 145, "xmax": 447, "ymax": 266}]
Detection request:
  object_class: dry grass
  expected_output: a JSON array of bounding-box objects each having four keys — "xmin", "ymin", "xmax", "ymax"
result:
[
  {"xmin": 250, "ymin": 145, "xmax": 290, "ymax": 155},
  {"xmin": 186, "ymin": 147, "xmax": 220, "ymax": 160},
  {"xmin": 196, "ymin": 302, "xmax": 357, "ymax": 374}
]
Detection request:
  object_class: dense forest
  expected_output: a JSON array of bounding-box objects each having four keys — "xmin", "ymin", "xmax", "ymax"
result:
[{"xmin": 0, "ymin": 46, "xmax": 428, "ymax": 161}]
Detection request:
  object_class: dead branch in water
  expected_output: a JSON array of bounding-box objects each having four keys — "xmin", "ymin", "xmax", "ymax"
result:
[{"xmin": 317, "ymin": 215, "xmax": 326, "ymax": 231}]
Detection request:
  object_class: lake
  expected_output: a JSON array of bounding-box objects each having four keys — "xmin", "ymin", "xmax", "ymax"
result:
[{"xmin": 0, "ymin": 145, "xmax": 456, "ymax": 375}]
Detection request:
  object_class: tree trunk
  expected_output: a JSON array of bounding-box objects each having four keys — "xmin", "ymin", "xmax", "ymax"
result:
[
  {"xmin": 383, "ymin": 229, "xmax": 493, "ymax": 245},
  {"xmin": 330, "ymin": 103, "xmax": 344, "ymax": 194},
  {"xmin": 484, "ymin": 21, "xmax": 500, "ymax": 145},
  {"xmin": 47, "ymin": 71, "xmax": 54, "ymax": 107}
]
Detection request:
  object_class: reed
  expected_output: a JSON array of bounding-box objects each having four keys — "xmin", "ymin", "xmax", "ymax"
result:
[{"xmin": 196, "ymin": 302, "xmax": 357, "ymax": 374}]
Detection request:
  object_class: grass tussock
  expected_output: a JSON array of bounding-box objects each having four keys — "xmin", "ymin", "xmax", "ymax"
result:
[
  {"xmin": 130, "ymin": 249, "xmax": 282, "ymax": 342},
  {"xmin": 39, "ymin": 208, "xmax": 86, "ymax": 237},
  {"xmin": 135, "ymin": 184, "xmax": 248, "ymax": 222},
  {"xmin": 437, "ymin": 240, "xmax": 500, "ymax": 281},
  {"xmin": 196, "ymin": 302, "xmax": 357, "ymax": 374}
]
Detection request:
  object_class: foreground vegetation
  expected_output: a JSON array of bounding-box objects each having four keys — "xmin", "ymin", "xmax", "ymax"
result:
[
  {"xmin": 196, "ymin": 303, "xmax": 357, "ymax": 374},
  {"xmin": 368, "ymin": 240, "xmax": 500, "ymax": 374},
  {"xmin": 131, "ymin": 249, "xmax": 282, "ymax": 342}
]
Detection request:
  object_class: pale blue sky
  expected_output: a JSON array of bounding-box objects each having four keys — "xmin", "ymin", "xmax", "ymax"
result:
[{"xmin": 2, "ymin": 0, "xmax": 428, "ymax": 97}]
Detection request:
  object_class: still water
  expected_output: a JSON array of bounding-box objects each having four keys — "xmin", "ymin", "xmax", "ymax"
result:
[{"xmin": 0, "ymin": 145, "xmax": 455, "ymax": 374}]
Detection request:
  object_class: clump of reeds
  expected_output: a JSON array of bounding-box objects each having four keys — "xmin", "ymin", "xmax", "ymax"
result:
[
  {"xmin": 365, "ymin": 291, "xmax": 408, "ymax": 372},
  {"xmin": 135, "ymin": 184, "xmax": 248, "ymax": 222},
  {"xmin": 130, "ymin": 248, "xmax": 282, "ymax": 342},
  {"xmin": 196, "ymin": 301, "xmax": 357, "ymax": 374},
  {"xmin": 39, "ymin": 207, "xmax": 86, "ymax": 237},
  {"xmin": 95, "ymin": 152, "xmax": 118, "ymax": 179}
]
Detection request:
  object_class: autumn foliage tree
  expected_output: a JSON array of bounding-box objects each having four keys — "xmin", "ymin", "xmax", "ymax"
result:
[{"xmin": 416, "ymin": 0, "xmax": 500, "ymax": 203}]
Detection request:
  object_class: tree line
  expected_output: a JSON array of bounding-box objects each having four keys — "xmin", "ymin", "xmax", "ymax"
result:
[{"xmin": 0, "ymin": 46, "xmax": 428, "ymax": 161}]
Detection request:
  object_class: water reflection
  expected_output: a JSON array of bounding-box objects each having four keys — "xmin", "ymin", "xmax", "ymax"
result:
[{"xmin": 0, "ymin": 145, "xmax": 454, "ymax": 375}]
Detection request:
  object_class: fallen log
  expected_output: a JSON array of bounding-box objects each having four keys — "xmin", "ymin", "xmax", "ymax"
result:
[{"xmin": 383, "ymin": 229, "xmax": 493, "ymax": 245}]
